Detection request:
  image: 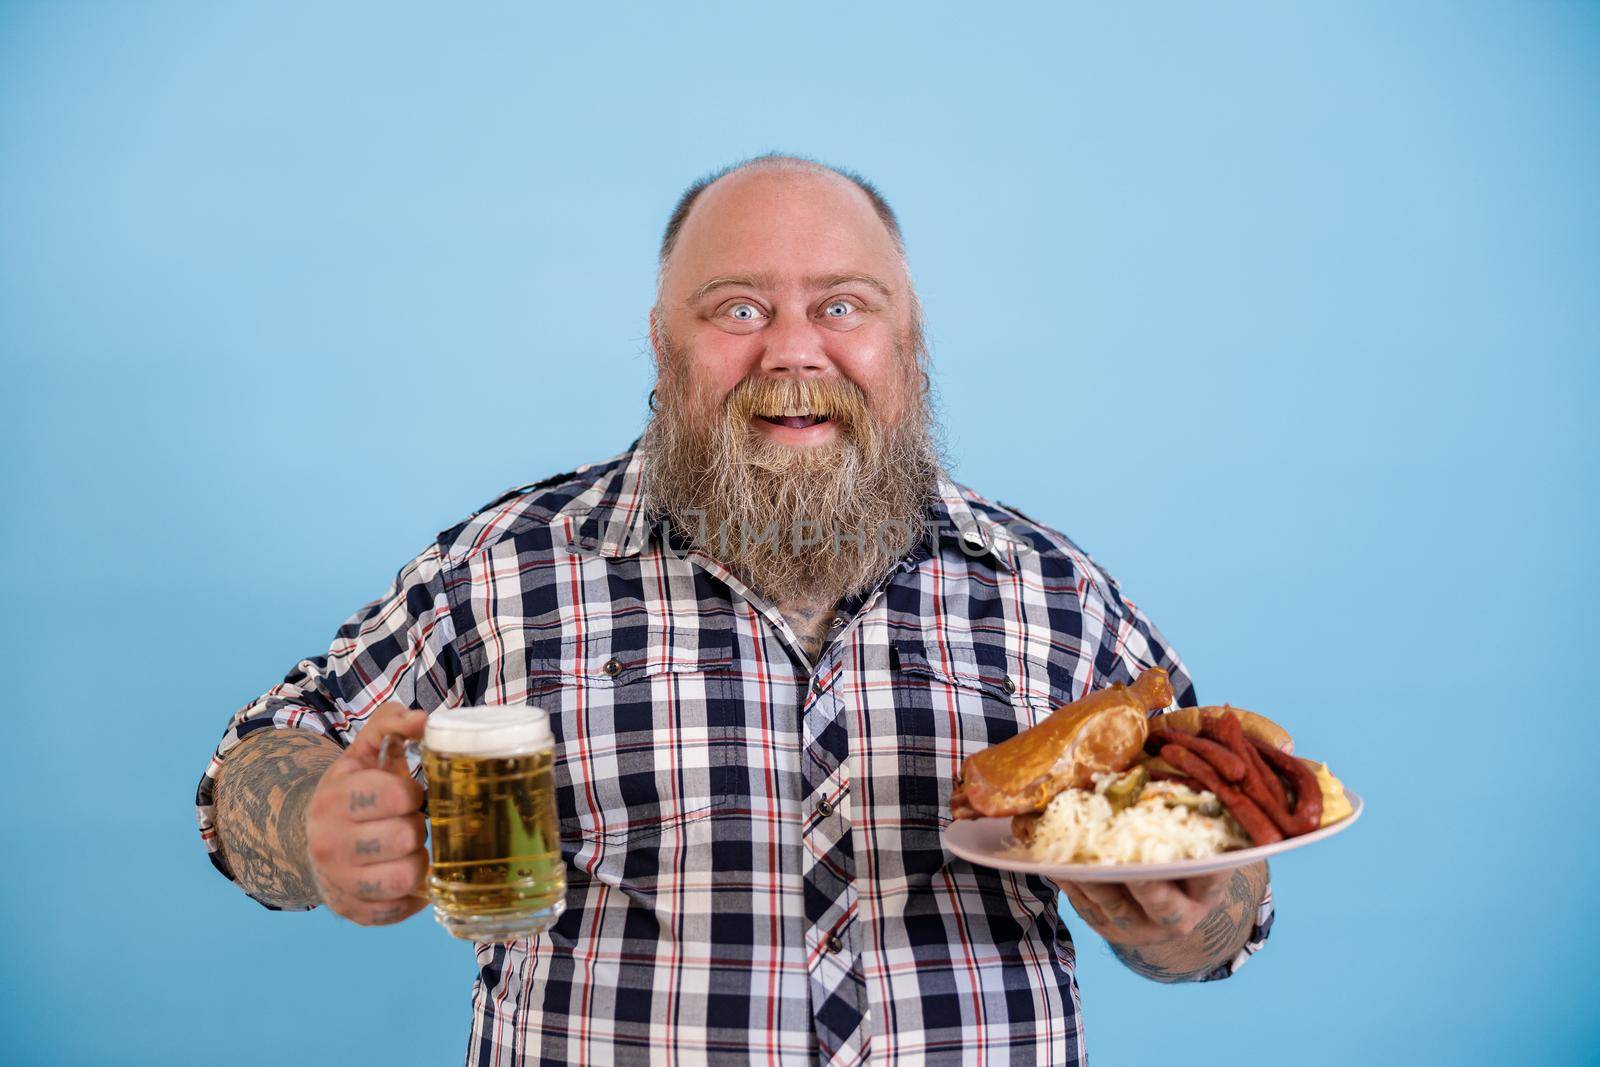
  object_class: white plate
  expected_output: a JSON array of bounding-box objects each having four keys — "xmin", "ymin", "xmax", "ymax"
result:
[{"xmin": 942, "ymin": 788, "xmax": 1363, "ymax": 883}]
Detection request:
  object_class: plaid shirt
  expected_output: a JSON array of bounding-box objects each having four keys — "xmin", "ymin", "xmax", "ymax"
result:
[{"xmin": 196, "ymin": 444, "xmax": 1272, "ymax": 1065}]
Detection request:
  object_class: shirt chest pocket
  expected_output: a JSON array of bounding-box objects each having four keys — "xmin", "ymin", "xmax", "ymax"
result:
[
  {"xmin": 527, "ymin": 616, "xmax": 737, "ymax": 843},
  {"xmin": 886, "ymin": 633, "xmax": 1084, "ymax": 823}
]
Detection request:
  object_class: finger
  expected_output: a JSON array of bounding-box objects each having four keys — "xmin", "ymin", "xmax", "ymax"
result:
[
  {"xmin": 1072, "ymin": 881, "xmax": 1139, "ymax": 916},
  {"xmin": 344, "ymin": 705, "xmax": 429, "ymax": 766},
  {"xmin": 1069, "ymin": 901, "xmax": 1107, "ymax": 927},
  {"xmin": 1125, "ymin": 880, "xmax": 1194, "ymax": 927},
  {"xmin": 318, "ymin": 704, "xmax": 419, "ymax": 780},
  {"xmin": 331, "ymin": 766, "xmax": 425, "ymax": 822},
  {"xmin": 351, "ymin": 893, "xmax": 430, "ymax": 927},
  {"xmin": 1178, "ymin": 870, "xmax": 1233, "ymax": 905},
  {"xmin": 1056, "ymin": 884, "xmax": 1108, "ymax": 926},
  {"xmin": 332, "ymin": 849, "xmax": 429, "ymax": 902},
  {"xmin": 326, "ymin": 813, "xmax": 427, "ymax": 866}
]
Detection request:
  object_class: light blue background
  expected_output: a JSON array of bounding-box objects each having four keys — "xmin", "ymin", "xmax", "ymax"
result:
[{"xmin": 3, "ymin": 2, "xmax": 1595, "ymax": 1064}]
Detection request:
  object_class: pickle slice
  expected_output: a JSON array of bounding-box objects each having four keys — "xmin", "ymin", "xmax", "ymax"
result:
[{"xmin": 1103, "ymin": 766, "xmax": 1149, "ymax": 812}]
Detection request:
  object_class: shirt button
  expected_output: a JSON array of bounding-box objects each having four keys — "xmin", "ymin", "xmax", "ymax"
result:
[
  {"xmin": 816, "ymin": 797, "xmax": 834, "ymax": 818},
  {"xmin": 826, "ymin": 934, "xmax": 843, "ymax": 954},
  {"xmin": 812, "ymin": 676, "xmax": 826, "ymax": 696},
  {"xmin": 602, "ymin": 657, "xmax": 622, "ymax": 677},
  {"xmin": 828, "ymin": 616, "xmax": 846, "ymax": 633},
  {"xmin": 1002, "ymin": 674, "xmax": 1017, "ymax": 695}
]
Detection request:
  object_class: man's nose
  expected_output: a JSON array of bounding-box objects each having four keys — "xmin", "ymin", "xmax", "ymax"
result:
[{"xmin": 757, "ymin": 312, "xmax": 831, "ymax": 378}]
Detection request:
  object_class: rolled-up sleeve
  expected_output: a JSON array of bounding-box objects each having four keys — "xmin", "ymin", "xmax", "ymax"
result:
[{"xmin": 193, "ymin": 539, "xmax": 462, "ymax": 901}]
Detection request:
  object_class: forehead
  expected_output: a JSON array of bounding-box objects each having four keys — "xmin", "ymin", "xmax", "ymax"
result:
[{"xmin": 665, "ymin": 169, "xmax": 903, "ymax": 301}]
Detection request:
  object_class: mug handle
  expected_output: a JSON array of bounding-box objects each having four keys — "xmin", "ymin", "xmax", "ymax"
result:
[
  {"xmin": 375, "ymin": 733, "xmax": 432, "ymax": 902},
  {"xmin": 376, "ymin": 733, "xmax": 422, "ymax": 777}
]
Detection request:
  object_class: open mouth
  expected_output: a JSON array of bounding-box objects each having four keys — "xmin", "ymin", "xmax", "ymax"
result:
[{"xmin": 756, "ymin": 412, "xmax": 831, "ymax": 429}]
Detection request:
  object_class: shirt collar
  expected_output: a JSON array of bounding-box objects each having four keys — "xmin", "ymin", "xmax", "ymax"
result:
[{"xmin": 567, "ymin": 445, "xmax": 1016, "ymax": 573}]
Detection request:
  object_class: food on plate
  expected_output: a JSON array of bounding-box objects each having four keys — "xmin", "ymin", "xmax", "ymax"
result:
[
  {"xmin": 1307, "ymin": 760, "xmax": 1353, "ymax": 826},
  {"xmin": 1158, "ymin": 741, "xmax": 1283, "ymax": 845},
  {"xmin": 947, "ymin": 668, "xmax": 1172, "ymax": 821},
  {"xmin": 948, "ymin": 668, "xmax": 1351, "ymax": 864},
  {"xmin": 1146, "ymin": 727, "xmax": 1248, "ymax": 781},
  {"xmin": 1011, "ymin": 771, "xmax": 1250, "ymax": 865},
  {"xmin": 1242, "ymin": 733, "xmax": 1322, "ymax": 835},
  {"xmin": 1148, "ymin": 704, "xmax": 1293, "ymax": 754}
]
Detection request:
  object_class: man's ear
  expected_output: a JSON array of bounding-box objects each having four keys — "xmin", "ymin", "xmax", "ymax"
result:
[
  {"xmin": 646, "ymin": 309, "xmax": 667, "ymax": 414},
  {"xmin": 647, "ymin": 306, "xmax": 666, "ymax": 366}
]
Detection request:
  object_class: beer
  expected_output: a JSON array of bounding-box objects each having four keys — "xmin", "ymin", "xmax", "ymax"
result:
[{"xmin": 419, "ymin": 705, "xmax": 565, "ymax": 941}]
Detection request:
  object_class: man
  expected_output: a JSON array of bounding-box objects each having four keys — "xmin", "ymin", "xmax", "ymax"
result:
[{"xmin": 196, "ymin": 154, "xmax": 1272, "ymax": 1065}]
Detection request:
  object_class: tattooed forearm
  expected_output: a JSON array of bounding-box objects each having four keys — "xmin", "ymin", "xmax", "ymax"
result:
[
  {"xmin": 1111, "ymin": 862, "xmax": 1270, "ymax": 983},
  {"xmin": 1106, "ymin": 942, "xmax": 1191, "ymax": 982},
  {"xmin": 213, "ymin": 729, "xmax": 342, "ymax": 908}
]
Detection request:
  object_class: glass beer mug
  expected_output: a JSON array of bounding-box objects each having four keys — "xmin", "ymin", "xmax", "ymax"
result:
[{"xmin": 379, "ymin": 705, "xmax": 566, "ymax": 941}]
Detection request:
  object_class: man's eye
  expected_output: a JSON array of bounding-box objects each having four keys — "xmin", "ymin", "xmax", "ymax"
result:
[
  {"xmin": 824, "ymin": 299, "xmax": 857, "ymax": 318},
  {"xmin": 726, "ymin": 302, "xmax": 762, "ymax": 321}
]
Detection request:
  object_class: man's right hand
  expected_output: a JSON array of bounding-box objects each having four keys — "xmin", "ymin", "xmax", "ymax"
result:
[{"xmin": 304, "ymin": 702, "xmax": 431, "ymax": 925}]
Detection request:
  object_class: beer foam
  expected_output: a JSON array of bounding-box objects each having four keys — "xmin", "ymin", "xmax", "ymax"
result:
[{"xmin": 424, "ymin": 704, "xmax": 553, "ymax": 756}]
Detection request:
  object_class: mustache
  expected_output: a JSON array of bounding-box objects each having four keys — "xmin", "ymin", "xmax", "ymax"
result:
[{"xmin": 724, "ymin": 375, "xmax": 871, "ymax": 429}]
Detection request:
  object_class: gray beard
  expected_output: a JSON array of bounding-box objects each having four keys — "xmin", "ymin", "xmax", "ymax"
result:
[{"xmin": 637, "ymin": 375, "xmax": 943, "ymax": 606}]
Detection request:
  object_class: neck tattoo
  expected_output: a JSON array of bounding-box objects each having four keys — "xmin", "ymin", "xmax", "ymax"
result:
[{"xmin": 776, "ymin": 594, "xmax": 842, "ymax": 666}]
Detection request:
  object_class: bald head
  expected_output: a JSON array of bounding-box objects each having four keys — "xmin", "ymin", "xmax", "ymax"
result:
[{"xmin": 657, "ymin": 154, "xmax": 907, "ymax": 284}]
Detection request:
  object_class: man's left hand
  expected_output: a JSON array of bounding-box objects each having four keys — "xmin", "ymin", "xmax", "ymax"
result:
[
  {"xmin": 1053, "ymin": 873, "xmax": 1227, "ymax": 946},
  {"xmin": 1051, "ymin": 860, "xmax": 1267, "ymax": 983}
]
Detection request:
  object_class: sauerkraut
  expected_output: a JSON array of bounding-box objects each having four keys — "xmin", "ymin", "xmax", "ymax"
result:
[{"xmin": 1018, "ymin": 774, "xmax": 1250, "ymax": 865}]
